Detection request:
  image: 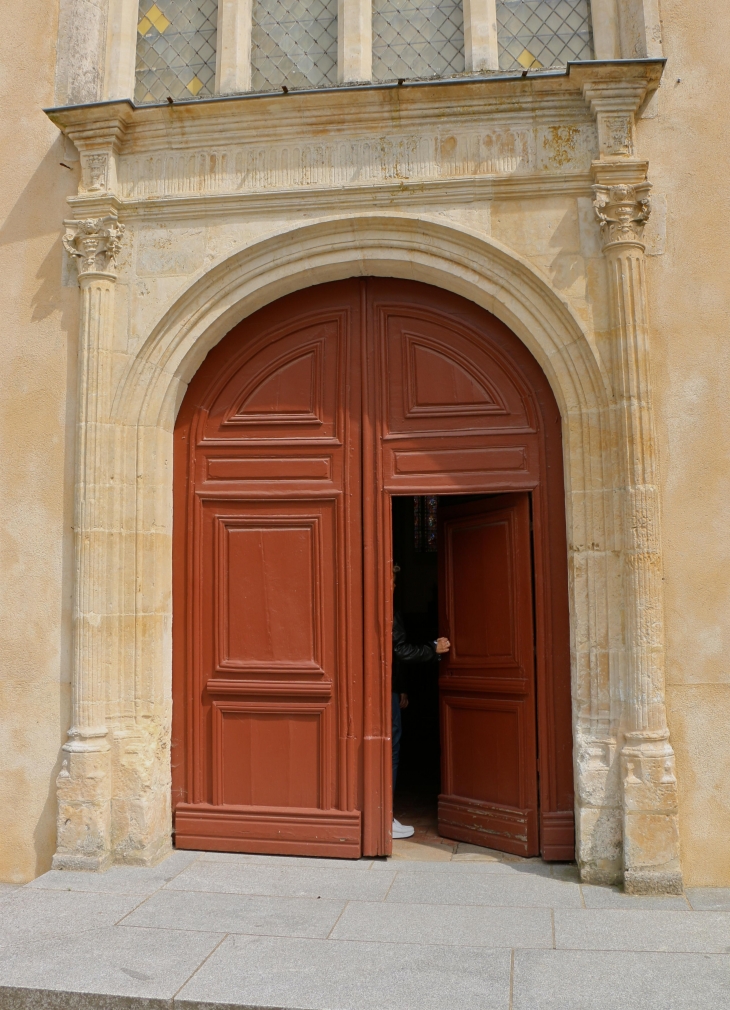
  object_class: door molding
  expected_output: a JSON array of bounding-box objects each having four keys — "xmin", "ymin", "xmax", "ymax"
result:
[{"xmin": 54, "ymin": 212, "xmax": 681, "ymax": 892}]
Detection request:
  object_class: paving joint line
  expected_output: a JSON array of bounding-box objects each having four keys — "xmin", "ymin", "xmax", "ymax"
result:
[
  {"xmin": 170, "ymin": 930, "xmax": 230, "ymax": 1004},
  {"xmin": 325, "ymin": 899, "xmax": 350, "ymax": 939}
]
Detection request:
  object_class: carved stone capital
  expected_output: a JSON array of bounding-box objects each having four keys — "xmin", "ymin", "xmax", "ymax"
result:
[
  {"xmin": 593, "ymin": 183, "xmax": 651, "ymax": 251},
  {"xmin": 62, "ymin": 215, "xmax": 125, "ymax": 278}
]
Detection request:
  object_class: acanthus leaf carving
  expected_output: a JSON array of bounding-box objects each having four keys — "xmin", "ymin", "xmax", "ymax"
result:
[
  {"xmin": 63, "ymin": 216, "xmax": 126, "ymax": 278},
  {"xmin": 592, "ymin": 184, "xmax": 651, "ymax": 250}
]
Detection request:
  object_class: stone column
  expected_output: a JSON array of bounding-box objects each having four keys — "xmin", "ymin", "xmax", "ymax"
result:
[
  {"xmin": 463, "ymin": 0, "xmax": 499, "ymax": 72},
  {"xmin": 338, "ymin": 0, "xmax": 372, "ymax": 82},
  {"xmin": 592, "ymin": 172, "xmax": 682, "ymax": 894},
  {"xmin": 216, "ymin": 0, "xmax": 254, "ymax": 94},
  {"xmin": 53, "ymin": 216, "xmax": 125, "ymax": 871}
]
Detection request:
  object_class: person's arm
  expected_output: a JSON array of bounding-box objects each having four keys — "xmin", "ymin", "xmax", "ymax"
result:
[{"xmin": 393, "ymin": 613, "xmax": 437, "ymax": 663}]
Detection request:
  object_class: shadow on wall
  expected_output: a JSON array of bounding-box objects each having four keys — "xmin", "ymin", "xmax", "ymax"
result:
[
  {"xmin": 0, "ymin": 133, "xmax": 79, "ymax": 328},
  {"xmin": 0, "ymin": 129, "xmax": 79, "ymax": 879}
]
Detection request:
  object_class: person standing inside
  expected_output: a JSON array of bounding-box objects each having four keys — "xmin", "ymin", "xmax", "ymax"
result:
[{"xmin": 392, "ymin": 564, "xmax": 450, "ymax": 839}]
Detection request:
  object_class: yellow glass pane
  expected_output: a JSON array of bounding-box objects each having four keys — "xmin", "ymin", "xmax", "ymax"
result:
[
  {"xmin": 186, "ymin": 75, "xmax": 204, "ymax": 95},
  {"xmin": 145, "ymin": 4, "xmax": 171, "ymax": 32},
  {"xmin": 517, "ymin": 47, "xmax": 543, "ymax": 69},
  {"xmin": 137, "ymin": 15, "xmax": 152, "ymax": 33}
]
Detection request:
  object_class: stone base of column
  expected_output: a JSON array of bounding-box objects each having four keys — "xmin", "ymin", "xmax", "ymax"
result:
[
  {"xmin": 576, "ymin": 805, "xmax": 623, "ymax": 886},
  {"xmin": 52, "ymin": 742, "xmax": 112, "ymax": 871},
  {"xmin": 110, "ymin": 728, "xmax": 173, "ymax": 867},
  {"xmin": 622, "ymin": 730, "xmax": 683, "ymax": 894},
  {"xmin": 575, "ymin": 734, "xmax": 623, "ymax": 886}
]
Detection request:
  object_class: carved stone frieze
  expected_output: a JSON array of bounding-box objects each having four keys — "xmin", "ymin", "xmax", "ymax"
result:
[
  {"xmin": 116, "ymin": 129, "xmax": 540, "ymax": 200},
  {"xmin": 593, "ymin": 183, "xmax": 651, "ymax": 250},
  {"xmin": 63, "ymin": 215, "xmax": 126, "ymax": 277}
]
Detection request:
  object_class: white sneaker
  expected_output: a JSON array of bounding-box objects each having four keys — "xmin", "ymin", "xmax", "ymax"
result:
[{"xmin": 392, "ymin": 818, "xmax": 415, "ymax": 839}]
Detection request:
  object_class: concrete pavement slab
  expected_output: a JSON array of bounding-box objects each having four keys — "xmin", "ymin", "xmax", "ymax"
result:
[
  {"xmin": 374, "ymin": 859, "xmax": 552, "ymax": 875},
  {"xmin": 0, "ymin": 889, "xmax": 142, "ymax": 949},
  {"xmin": 122, "ymin": 888, "xmax": 346, "ymax": 938},
  {"xmin": 28, "ymin": 852, "xmax": 199, "ymax": 896},
  {"xmin": 195, "ymin": 853, "xmax": 376, "ymax": 869},
  {"xmin": 385, "ymin": 868, "xmax": 583, "ymax": 907},
  {"xmin": 512, "ymin": 949, "xmax": 730, "ymax": 1010},
  {"xmin": 175, "ymin": 933, "xmax": 512, "ymax": 1010},
  {"xmin": 581, "ymin": 884, "xmax": 690, "ymax": 910},
  {"xmin": 687, "ymin": 888, "xmax": 730, "ymax": 910},
  {"xmin": 165, "ymin": 862, "xmax": 396, "ymax": 901},
  {"xmin": 331, "ymin": 898, "xmax": 553, "ymax": 948},
  {"xmin": 0, "ymin": 925, "xmax": 224, "ymax": 1008},
  {"xmin": 555, "ymin": 908, "xmax": 730, "ymax": 952}
]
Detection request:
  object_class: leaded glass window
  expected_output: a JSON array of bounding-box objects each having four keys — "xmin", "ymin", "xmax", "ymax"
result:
[
  {"xmin": 496, "ymin": 0, "xmax": 593, "ymax": 70},
  {"xmin": 251, "ymin": 0, "xmax": 338, "ymax": 91},
  {"xmin": 135, "ymin": 0, "xmax": 218, "ymax": 103},
  {"xmin": 372, "ymin": 0, "xmax": 465, "ymax": 82}
]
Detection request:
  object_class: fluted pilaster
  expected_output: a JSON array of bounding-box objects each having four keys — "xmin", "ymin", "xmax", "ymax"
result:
[
  {"xmin": 593, "ymin": 173, "xmax": 682, "ymax": 894},
  {"xmin": 53, "ymin": 216, "xmax": 125, "ymax": 871}
]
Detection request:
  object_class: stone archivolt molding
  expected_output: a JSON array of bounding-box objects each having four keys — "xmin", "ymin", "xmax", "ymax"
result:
[{"xmin": 48, "ymin": 60, "xmax": 682, "ymax": 893}]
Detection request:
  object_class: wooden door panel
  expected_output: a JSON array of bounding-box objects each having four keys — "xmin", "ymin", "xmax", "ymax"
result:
[
  {"xmin": 383, "ymin": 310, "xmax": 531, "ymax": 433},
  {"xmin": 437, "ymin": 494, "xmax": 539, "ymax": 856},
  {"xmin": 206, "ymin": 456, "xmax": 332, "ymax": 482},
  {"xmin": 206, "ymin": 503, "xmax": 329, "ymax": 676},
  {"xmin": 209, "ymin": 318, "xmax": 344, "ymax": 439},
  {"xmin": 212, "ymin": 702, "xmax": 324, "ymax": 807},
  {"xmin": 446, "ymin": 503, "xmax": 532, "ymax": 678},
  {"xmin": 174, "ymin": 282, "xmax": 362, "ymax": 858}
]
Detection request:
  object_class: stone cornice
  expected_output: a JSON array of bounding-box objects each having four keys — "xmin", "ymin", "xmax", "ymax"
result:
[{"xmin": 47, "ymin": 61, "xmax": 664, "ymax": 148}]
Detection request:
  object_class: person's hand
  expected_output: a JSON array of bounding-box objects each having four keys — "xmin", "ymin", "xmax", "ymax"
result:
[
  {"xmin": 435, "ymin": 637, "xmax": 450, "ymax": 654},
  {"xmin": 399, "ymin": 693, "xmax": 409, "ymax": 709}
]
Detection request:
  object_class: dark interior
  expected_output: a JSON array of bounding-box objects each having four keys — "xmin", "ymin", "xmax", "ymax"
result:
[
  {"xmin": 391, "ymin": 493, "xmax": 501, "ymax": 836},
  {"xmin": 391, "ymin": 495, "xmax": 441, "ymax": 828}
]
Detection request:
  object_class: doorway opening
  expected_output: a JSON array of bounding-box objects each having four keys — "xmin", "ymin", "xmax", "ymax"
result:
[
  {"xmin": 392, "ymin": 491, "xmax": 542, "ymax": 856},
  {"xmin": 391, "ymin": 493, "xmax": 441, "ymax": 842}
]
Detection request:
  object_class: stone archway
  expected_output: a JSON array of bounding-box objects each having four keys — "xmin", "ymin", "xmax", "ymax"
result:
[{"xmin": 54, "ymin": 212, "xmax": 681, "ymax": 893}]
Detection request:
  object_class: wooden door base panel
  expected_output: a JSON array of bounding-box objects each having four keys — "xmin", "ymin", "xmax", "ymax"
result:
[
  {"xmin": 175, "ymin": 804, "xmax": 362, "ymax": 857},
  {"xmin": 540, "ymin": 809, "xmax": 576, "ymax": 861},
  {"xmin": 438, "ymin": 795, "xmax": 538, "ymax": 858}
]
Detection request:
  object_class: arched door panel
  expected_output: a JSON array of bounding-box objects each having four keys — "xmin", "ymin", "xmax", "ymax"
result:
[
  {"xmin": 364, "ymin": 280, "xmax": 573, "ymax": 859},
  {"xmin": 173, "ymin": 282, "xmax": 364, "ymax": 857}
]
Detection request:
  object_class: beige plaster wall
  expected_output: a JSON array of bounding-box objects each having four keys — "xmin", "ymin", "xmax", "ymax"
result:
[
  {"xmin": 643, "ymin": 2, "xmax": 730, "ymax": 885},
  {"xmin": 0, "ymin": 0, "xmax": 78, "ymax": 880}
]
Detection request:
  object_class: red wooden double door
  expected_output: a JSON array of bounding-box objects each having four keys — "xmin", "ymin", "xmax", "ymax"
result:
[{"xmin": 173, "ymin": 279, "xmax": 573, "ymax": 860}]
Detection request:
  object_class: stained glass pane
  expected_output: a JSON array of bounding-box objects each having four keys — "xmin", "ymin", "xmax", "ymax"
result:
[
  {"xmin": 135, "ymin": 0, "xmax": 218, "ymax": 103},
  {"xmin": 424, "ymin": 496, "xmax": 438, "ymax": 552},
  {"xmin": 413, "ymin": 496, "xmax": 438, "ymax": 552},
  {"xmin": 373, "ymin": 0, "xmax": 465, "ymax": 82},
  {"xmin": 251, "ymin": 0, "xmax": 338, "ymax": 91},
  {"xmin": 496, "ymin": 0, "xmax": 593, "ymax": 70},
  {"xmin": 414, "ymin": 496, "xmax": 423, "ymax": 551}
]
